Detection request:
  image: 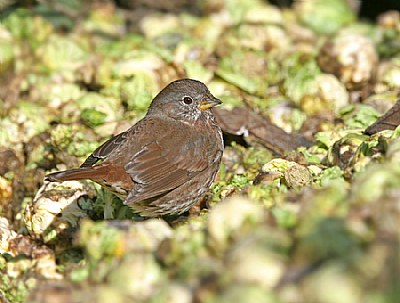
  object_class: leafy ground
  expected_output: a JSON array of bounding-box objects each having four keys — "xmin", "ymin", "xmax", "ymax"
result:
[{"xmin": 0, "ymin": 0, "xmax": 400, "ymax": 302}]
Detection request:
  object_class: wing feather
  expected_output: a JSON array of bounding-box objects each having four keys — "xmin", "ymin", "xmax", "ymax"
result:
[
  {"xmin": 124, "ymin": 130, "xmax": 209, "ymax": 205},
  {"xmin": 80, "ymin": 131, "xmax": 128, "ymax": 167}
]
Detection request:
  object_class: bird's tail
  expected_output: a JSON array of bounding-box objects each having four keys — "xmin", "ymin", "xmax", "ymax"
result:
[{"xmin": 45, "ymin": 168, "xmax": 100, "ymax": 182}]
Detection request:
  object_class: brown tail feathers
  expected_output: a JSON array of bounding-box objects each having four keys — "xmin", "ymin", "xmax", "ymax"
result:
[
  {"xmin": 45, "ymin": 168, "xmax": 99, "ymax": 182},
  {"xmin": 45, "ymin": 164, "xmax": 134, "ymax": 192}
]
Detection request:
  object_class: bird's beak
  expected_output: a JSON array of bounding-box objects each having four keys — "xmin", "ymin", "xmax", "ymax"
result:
[{"xmin": 198, "ymin": 96, "xmax": 222, "ymax": 111}]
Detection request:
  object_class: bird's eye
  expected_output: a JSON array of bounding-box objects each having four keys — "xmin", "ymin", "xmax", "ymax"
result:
[{"xmin": 183, "ymin": 96, "xmax": 193, "ymax": 105}]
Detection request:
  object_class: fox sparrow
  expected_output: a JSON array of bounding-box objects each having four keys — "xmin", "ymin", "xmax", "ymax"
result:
[{"xmin": 45, "ymin": 79, "xmax": 224, "ymax": 217}]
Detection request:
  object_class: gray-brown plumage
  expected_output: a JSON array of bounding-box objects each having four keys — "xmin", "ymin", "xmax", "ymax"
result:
[{"xmin": 45, "ymin": 79, "xmax": 223, "ymax": 217}]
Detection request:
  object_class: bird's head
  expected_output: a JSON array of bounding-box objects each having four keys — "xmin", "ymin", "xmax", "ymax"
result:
[{"xmin": 148, "ymin": 79, "xmax": 222, "ymax": 123}]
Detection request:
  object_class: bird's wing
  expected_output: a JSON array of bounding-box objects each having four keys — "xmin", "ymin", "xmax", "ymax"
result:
[
  {"xmin": 80, "ymin": 131, "xmax": 129, "ymax": 168},
  {"xmin": 124, "ymin": 128, "xmax": 210, "ymax": 204}
]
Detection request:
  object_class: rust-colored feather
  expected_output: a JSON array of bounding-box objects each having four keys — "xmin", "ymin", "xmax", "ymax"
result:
[
  {"xmin": 45, "ymin": 168, "xmax": 101, "ymax": 182},
  {"xmin": 45, "ymin": 164, "xmax": 134, "ymax": 191}
]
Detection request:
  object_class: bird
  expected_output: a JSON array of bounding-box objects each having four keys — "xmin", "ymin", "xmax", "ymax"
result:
[{"xmin": 45, "ymin": 79, "xmax": 224, "ymax": 217}]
